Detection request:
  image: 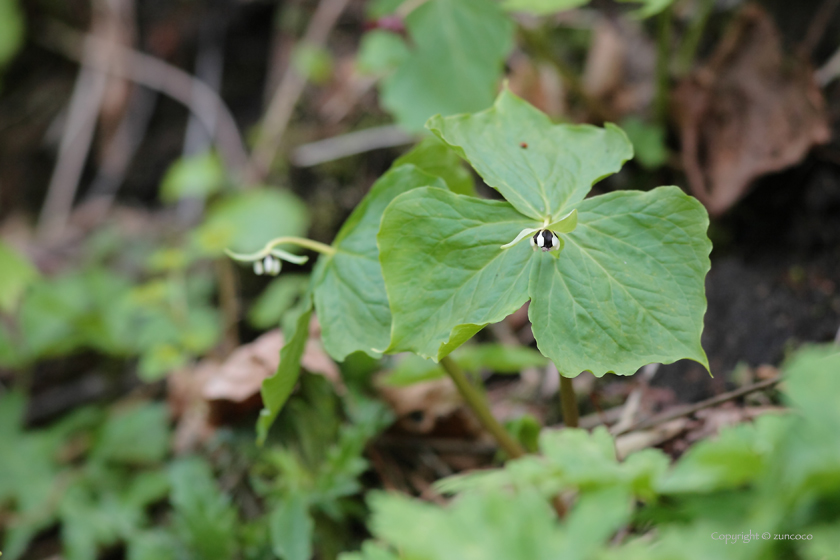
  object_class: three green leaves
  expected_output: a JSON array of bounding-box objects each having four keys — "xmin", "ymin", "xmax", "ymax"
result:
[{"xmin": 258, "ymin": 89, "xmax": 711, "ymax": 440}]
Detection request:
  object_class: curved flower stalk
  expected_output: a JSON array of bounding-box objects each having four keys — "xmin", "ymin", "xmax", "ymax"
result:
[{"xmin": 225, "ymin": 236, "xmax": 335, "ymax": 276}]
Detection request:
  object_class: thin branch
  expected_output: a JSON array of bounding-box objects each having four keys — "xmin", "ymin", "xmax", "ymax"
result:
[
  {"xmin": 290, "ymin": 125, "xmax": 417, "ymax": 167},
  {"xmin": 247, "ymin": 0, "xmax": 353, "ymax": 181},
  {"xmin": 799, "ymin": 0, "xmax": 840, "ymax": 58},
  {"xmin": 38, "ymin": 20, "xmax": 248, "ymax": 176},
  {"xmin": 38, "ymin": 36, "xmax": 109, "ymax": 238},
  {"xmin": 609, "ymin": 363, "xmax": 659, "ymax": 435},
  {"xmin": 439, "ymin": 355, "xmax": 526, "ymax": 459},
  {"xmin": 613, "ymin": 376, "xmax": 782, "ymax": 436}
]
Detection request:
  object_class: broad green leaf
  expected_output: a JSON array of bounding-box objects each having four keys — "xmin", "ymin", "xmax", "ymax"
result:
[
  {"xmin": 169, "ymin": 458, "xmax": 238, "ymax": 560},
  {"xmin": 528, "ymin": 187, "xmax": 711, "ymax": 376},
  {"xmin": 383, "ymin": 91, "xmax": 709, "ymax": 375},
  {"xmin": 616, "ymin": 0, "xmax": 675, "ymax": 19},
  {"xmin": 159, "ymin": 151, "xmax": 225, "ymax": 203},
  {"xmin": 428, "ymin": 88, "xmax": 633, "ymax": 220},
  {"xmin": 357, "ymin": 30, "xmax": 410, "ymax": 76},
  {"xmin": 394, "ymin": 137, "xmax": 475, "ymax": 196},
  {"xmin": 270, "ymin": 494, "xmax": 313, "ymax": 560},
  {"xmin": 380, "ymin": 0, "xmax": 514, "ymax": 131},
  {"xmin": 195, "ymin": 189, "xmax": 309, "ymax": 254},
  {"xmin": 379, "ymin": 187, "xmax": 534, "ymax": 360},
  {"xmin": 502, "ymin": 0, "xmax": 589, "ymax": 16},
  {"xmin": 258, "ymin": 297, "xmax": 313, "ymax": 444},
  {"xmin": 0, "ymin": 241, "xmax": 38, "ymax": 313},
  {"xmin": 313, "ymin": 165, "xmax": 447, "ymax": 361}
]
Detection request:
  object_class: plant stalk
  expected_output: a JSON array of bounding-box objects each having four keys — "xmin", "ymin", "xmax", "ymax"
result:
[
  {"xmin": 675, "ymin": 0, "xmax": 715, "ymax": 76},
  {"xmin": 559, "ymin": 375, "xmax": 579, "ymax": 428},
  {"xmin": 439, "ymin": 355, "xmax": 526, "ymax": 459}
]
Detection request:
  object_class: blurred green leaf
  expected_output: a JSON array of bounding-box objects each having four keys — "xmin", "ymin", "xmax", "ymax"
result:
[
  {"xmin": 249, "ymin": 273, "xmax": 310, "ymax": 329},
  {"xmin": 619, "ymin": 117, "xmax": 668, "ymax": 169},
  {"xmin": 0, "ymin": 241, "xmax": 38, "ymax": 313},
  {"xmin": 505, "ymin": 414, "xmax": 542, "ymax": 454},
  {"xmin": 380, "ymin": 0, "xmax": 514, "ymax": 130},
  {"xmin": 659, "ymin": 414, "xmax": 787, "ymax": 494},
  {"xmin": 169, "ymin": 457, "xmax": 238, "ymax": 560},
  {"xmin": 270, "ymin": 494, "xmax": 313, "ymax": 560},
  {"xmin": 616, "ymin": 0, "xmax": 675, "ymax": 18},
  {"xmin": 293, "ymin": 44, "xmax": 334, "ymax": 84},
  {"xmin": 92, "ymin": 403, "xmax": 170, "ymax": 466},
  {"xmin": 0, "ymin": 0, "xmax": 24, "ymax": 73},
  {"xmin": 394, "ymin": 137, "xmax": 475, "ymax": 196},
  {"xmin": 160, "ymin": 151, "xmax": 226, "ymax": 203},
  {"xmin": 0, "ymin": 392, "xmax": 62, "ymax": 560},
  {"xmin": 127, "ymin": 530, "xmax": 178, "ymax": 560},
  {"xmin": 502, "ymin": 0, "xmax": 589, "ymax": 16},
  {"xmin": 195, "ymin": 189, "xmax": 309, "ymax": 255},
  {"xmin": 357, "ymin": 30, "xmax": 409, "ymax": 76}
]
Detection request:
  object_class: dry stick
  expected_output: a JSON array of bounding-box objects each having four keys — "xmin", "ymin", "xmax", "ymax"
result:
[
  {"xmin": 38, "ymin": 36, "xmax": 109, "ymax": 238},
  {"xmin": 39, "ymin": 20, "xmax": 248, "ymax": 176},
  {"xmin": 613, "ymin": 376, "xmax": 782, "ymax": 436},
  {"xmin": 799, "ymin": 0, "xmax": 840, "ymax": 58},
  {"xmin": 438, "ymin": 355, "xmax": 526, "ymax": 459},
  {"xmin": 559, "ymin": 375, "xmax": 579, "ymax": 428},
  {"xmin": 247, "ymin": 0, "xmax": 353, "ymax": 181},
  {"xmin": 290, "ymin": 125, "xmax": 417, "ymax": 167}
]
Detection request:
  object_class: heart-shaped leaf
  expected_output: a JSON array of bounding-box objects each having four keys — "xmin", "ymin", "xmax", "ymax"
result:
[
  {"xmin": 379, "ymin": 90, "xmax": 711, "ymax": 375},
  {"xmin": 313, "ymin": 165, "xmax": 448, "ymax": 361},
  {"xmin": 428, "ymin": 89, "xmax": 633, "ymax": 221}
]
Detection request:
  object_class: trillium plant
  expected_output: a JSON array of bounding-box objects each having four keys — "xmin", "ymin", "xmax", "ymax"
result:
[{"xmin": 230, "ymin": 89, "xmax": 712, "ymax": 457}]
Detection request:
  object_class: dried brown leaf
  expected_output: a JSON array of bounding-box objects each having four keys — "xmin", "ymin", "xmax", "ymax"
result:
[{"xmin": 674, "ymin": 5, "xmax": 830, "ymax": 216}]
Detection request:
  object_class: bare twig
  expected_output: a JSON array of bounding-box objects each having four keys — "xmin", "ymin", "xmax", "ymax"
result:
[
  {"xmin": 38, "ymin": 35, "xmax": 109, "ymax": 238},
  {"xmin": 290, "ymin": 125, "xmax": 416, "ymax": 167},
  {"xmin": 247, "ymin": 0, "xmax": 353, "ymax": 181},
  {"xmin": 610, "ymin": 363, "xmax": 659, "ymax": 435},
  {"xmin": 78, "ymin": 87, "xmax": 158, "ymax": 223},
  {"xmin": 613, "ymin": 376, "xmax": 782, "ymax": 436},
  {"xmin": 38, "ymin": 20, "xmax": 248, "ymax": 176},
  {"xmin": 799, "ymin": 0, "xmax": 840, "ymax": 58}
]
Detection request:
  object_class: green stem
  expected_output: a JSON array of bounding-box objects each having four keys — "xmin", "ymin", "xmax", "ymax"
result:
[
  {"xmin": 439, "ymin": 355, "xmax": 526, "ymax": 459},
  {"xmin": 559, "ymin": 375, "xmax": 579, "ymax": 428},
  {"xmin": 675, "ymin": 0, "xmax": 715, "ymax": 76},
  {"xmin": 654, "ymin": 4, "xmax": 674, "ymax": 126}
]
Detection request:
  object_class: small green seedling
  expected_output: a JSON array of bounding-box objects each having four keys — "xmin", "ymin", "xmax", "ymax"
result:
[{"xmin": 231, "ymin": 89, "xmax": 711, "ymax": 451}]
